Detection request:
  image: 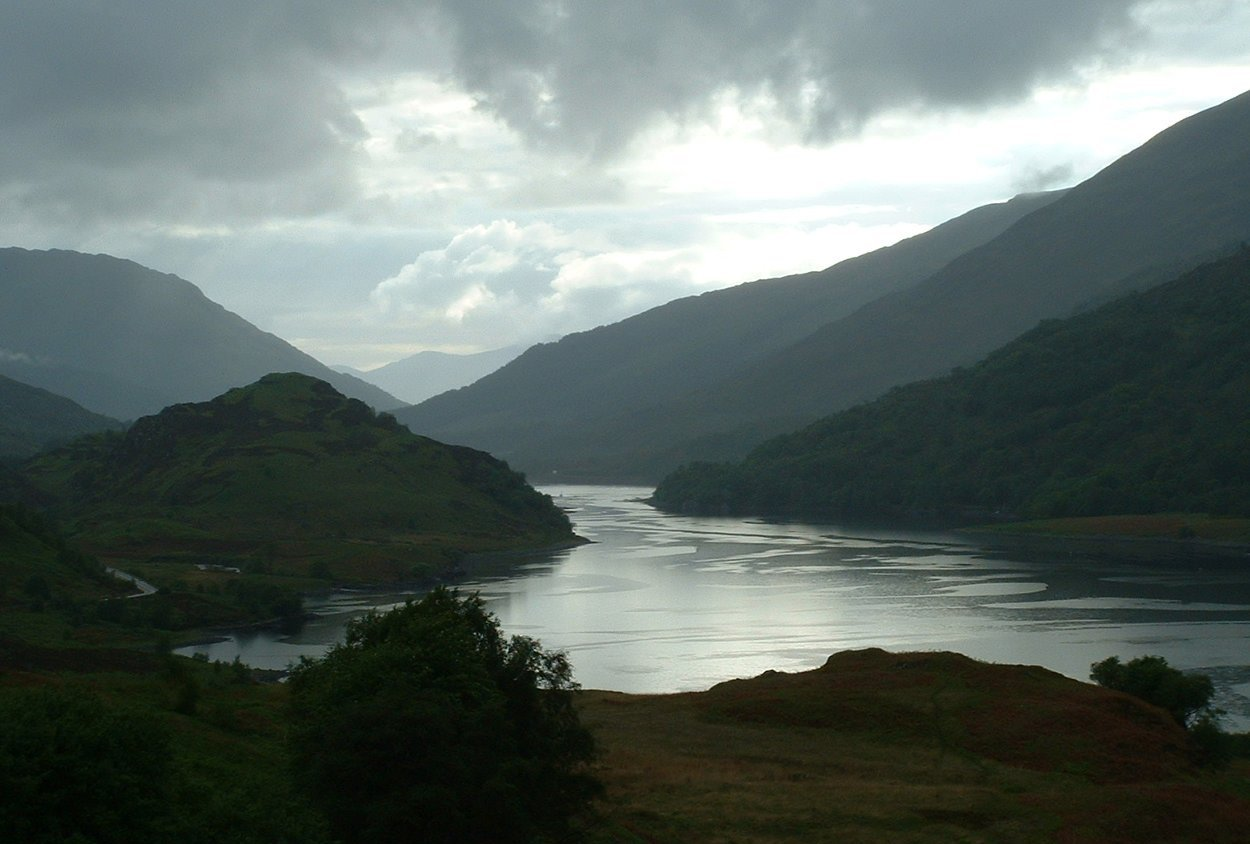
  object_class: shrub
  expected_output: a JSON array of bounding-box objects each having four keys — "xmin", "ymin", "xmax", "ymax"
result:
[
  {"xmin": 0, "ymin": 686, "xmax": 172, "ymax": 843},
  {"xmin": 1090, "ymin": 655, "xmax": 1215, "ymax": 727},
  {"xmin": 287, "ymin": 588, "xmax": 600, "ymax": 843}
]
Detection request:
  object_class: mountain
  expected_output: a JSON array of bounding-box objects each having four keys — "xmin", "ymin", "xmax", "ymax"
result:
[
  {"xmin": 341, "ymin": 345, "xmax": 525, "ymax": 405},
  {"xmin": 0, "ymin": 248, "xmax": 401, "ymax": 419},
  {"xmin": 0, "ymin": 374, "xmax": 122, "ymax": 458},
  {"xmin": 401, "ymin": 89, "xmax": 1250, "ymax": 483},
  {"xmin": 17, "ymin": 373, "xmax": 575, "ymax": 580},
  {"xmin": 651, "ymin": 248, "xmax": 1250, "ymax": 522},
  {"xmin": 662, "ymin": 89, "xmax": 1250, "ymax": 449},
  {"xmin": 397, "ymin": 190, "xmax": 1065, "ymax": 479}
]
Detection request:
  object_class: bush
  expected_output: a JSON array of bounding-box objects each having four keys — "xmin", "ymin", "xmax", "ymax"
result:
[
  {"xmin": 0, "ymin": 686, "xmax": 172, "ymax": 844},
  {"xmin": 1090, "ymin": 655, "xmax": 1216, "ymax": 727},
  {"xmin": 287, "ymin": 588, "xmax": 600, "ymax": 843}
]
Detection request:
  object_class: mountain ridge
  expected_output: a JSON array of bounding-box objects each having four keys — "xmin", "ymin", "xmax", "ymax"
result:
[
  {"xmin": 398, "ymin": 190, "xmax": 1066, "ymax": 476},
  {"xmin": 651, "ymin": 247, "xmax": 1250, "ymax": 522},
  {"xmin": 402, "ymin": 89, "xmax": 1250, "ymax": 481},
  {"xmin": 0, "ymin": 373, "xmax": 122, "ymax": 458},
  {"xmin": 0, "ymin": 248, "xmax": 401, "ymax": 419},
  {"xmin": 340, "ymin": 345, "xmax": 526, "ymax": 405}
]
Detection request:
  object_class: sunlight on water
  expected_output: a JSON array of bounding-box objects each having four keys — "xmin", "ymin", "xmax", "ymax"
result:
[{"xmin": 178, "ymin": 484, "xmax": 1250, "ymax": 729}]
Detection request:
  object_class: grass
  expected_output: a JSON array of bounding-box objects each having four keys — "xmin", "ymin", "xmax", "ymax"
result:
[{"xmin": 577, "ymin": 649, "xmax": 1250, "ymax": 843}]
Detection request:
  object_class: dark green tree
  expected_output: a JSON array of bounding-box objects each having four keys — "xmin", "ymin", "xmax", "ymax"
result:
[
  {"xmin": 0, "ymin": 685, "xmax": 172, "ymax": 844},
  {"xmin": 287, "ymin": 588, "xmax": 600, "ymax": 843},
  {"xmin": 1090, "ymin": 655, "xmax": 1216, "ymax": 727}
]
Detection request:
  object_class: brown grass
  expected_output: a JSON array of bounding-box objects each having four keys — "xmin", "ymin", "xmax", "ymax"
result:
[{"xmin": 578, "ymin": 649, "xmax": 1250, "ymax": 843}]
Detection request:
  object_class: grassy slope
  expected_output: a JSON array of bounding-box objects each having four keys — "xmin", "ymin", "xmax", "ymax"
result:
[
  {"xmin": 0, "ymin": 652, "xmax": 331, "ymax": 842},
  {"xmin": 7, "ymin": 617, "xmax": 1249, "ymax": 844},
  {"xmin": 580, "ymin": 649, "xmax": 1250, "ymax": 843},
  {"xmin": 0, "ymin": 374, "xmax": 122, "ymax": 458},
  {"xmin": 20, "ymin": 373, "xmax": 574, "ymax": 585}
]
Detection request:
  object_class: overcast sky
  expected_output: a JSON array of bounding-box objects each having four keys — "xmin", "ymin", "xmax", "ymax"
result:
[{"xmin": 2, "ymin": 1, "xmax": 1248, "ymax": 368}]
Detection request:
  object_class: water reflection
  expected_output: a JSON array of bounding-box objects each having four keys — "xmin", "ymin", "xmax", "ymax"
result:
[{"xmin": 178, "ymin": 484, "xmax": 1250, "ymax": 728}]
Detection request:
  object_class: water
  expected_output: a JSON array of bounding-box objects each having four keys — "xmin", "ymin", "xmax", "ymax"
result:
[{"xmin": 179, "ymin": 484, "xmax": 1250, "ymax": 727}]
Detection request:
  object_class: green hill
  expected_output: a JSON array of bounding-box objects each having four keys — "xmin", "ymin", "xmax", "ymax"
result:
[
  {"xmin": 0, "ymin": 374, "xmax": 122, "ymax": 458},
  {"xmin": 18, "ymin": 373, "xmax": 574, "ymax": 583},
  {"xmin": 652, "ymin": 247, "xmax": 1250, "ymax": 523}
]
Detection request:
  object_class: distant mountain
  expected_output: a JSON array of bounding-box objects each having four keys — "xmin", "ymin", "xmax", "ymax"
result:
[
  {"xmin": 397, "ymin": 190, "xmax": 1065, "ymax": 479},
  {"xmin": 339, "ymin": 346, "xmax": 525, "ymax": 405},
  {"xmin": 402, "ymin": 88, "xmax": 1250, "ymax": 482},
  {"xmin": 652, "ymin": 248, "xmax": 1250, "ymax": 521},
  {"xmin": 0, "ymin": 374, "xmax": 122, "ymax": 458},
  {"xmin": 0, "ymin": 249, "xmax": 401, "ymax": 419},
  {"xmin": 19, "ymin": 373, "xmax": 574, "ymax": 579}
]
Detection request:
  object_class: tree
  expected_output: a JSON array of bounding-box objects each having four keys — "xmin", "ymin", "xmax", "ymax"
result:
[
  {"xmin": 1089, "ymin": 655, "xmax": 1216, "ymax": 727},
  {"xmin": 0, "ymin": 685, "xmax": 172, "ymax": 844},
  {"xmin": 287, "ymin": 588, "xmax": 599, "ymax": 843}
]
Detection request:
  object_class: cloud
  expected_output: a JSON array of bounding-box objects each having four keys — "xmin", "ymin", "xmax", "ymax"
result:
[
  {"xmin": 362, "ymin": 207, "xmax": 933, "ymax": 356},
  {"xmin": 0, "ymin": 2, "xmax": 406, "ymax": 227},
  {"xmin": 4, "ymin": 0, "xmax": 1243, "ymax": 367},
  {"xmin": 430, "ymin": 0, "xmax": 1148, "ymax": 156},
  {"xmin": 0, "ymin": 347, "xmax": 40, "ymax": 365},
  {"xmin": 0, "ymin": 0, "xmax": 1154, "ymax": 229},
  {"xmin": 1010, "ymin": 162, "xmax": 1078, "ymax": 193},
  {"xmin": 368, "ymin": 220, "xmax": 705, "ymax": 347}
]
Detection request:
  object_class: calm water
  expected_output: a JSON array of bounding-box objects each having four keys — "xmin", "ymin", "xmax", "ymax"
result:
[{"xmin": 180, "ymin": 485, "xmax": 1250, "ymax": 727}]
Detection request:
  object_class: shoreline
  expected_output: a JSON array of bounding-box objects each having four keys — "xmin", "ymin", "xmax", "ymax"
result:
[{"xmin": 964, "ymin": 527, "xmax": 1250, "ymax": 567}]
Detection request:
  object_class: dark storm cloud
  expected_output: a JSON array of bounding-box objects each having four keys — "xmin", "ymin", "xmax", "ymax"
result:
[
  {"xmin": 0, "ymin": 1, "xmax": 416, "ymax": 224},
  {"xmin": 0, "ymin": 0, "xmax": 1149, "ymax": 224},
  {"xmin": 431, "ymin": 0, "xmax": 1146, "ymax": 156}
]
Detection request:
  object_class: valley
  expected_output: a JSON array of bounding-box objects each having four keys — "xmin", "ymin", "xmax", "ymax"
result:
[{"xmin": 3, "ymin": 81, "xmax": 1250, "ymax": 843}]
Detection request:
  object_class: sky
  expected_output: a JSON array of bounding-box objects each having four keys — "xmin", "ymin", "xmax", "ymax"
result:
[{"xmin": 2, "ymin": 1, "xmax": 1249, "ymax": 369}]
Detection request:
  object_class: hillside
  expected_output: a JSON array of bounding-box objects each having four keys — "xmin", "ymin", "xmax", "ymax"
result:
[
  {"xmin": 654, "ymin": 88, "xmax": 1250, "ymax": 456},
  {"xmin": 0, "ymin": 248, "xmax": 400, "ymax": 419},
  {"xmin": 17, "ymin": 373, "xmax": 574, "ymax": 583},
  {"xmin": 583, "ymin": 648, "xmax": 1250, "ymax": 843},
  {"xmin": 0, "ymin": 503, "xmax": 129, "ymax": 612},
  {"xmin": 651, "ymin": 248, "xmax": 1250, "ymax": 522},
  {"xmin": 404, "ymin": 89, "xmax": 1250, "ymax": 482},
  {"xmin": 0, "ymin": 374, "xmax": 122, "ymax": 458},
  {"xmin": 397, "ymin": 191, "xmax": 1064, "ymax": 478}
]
